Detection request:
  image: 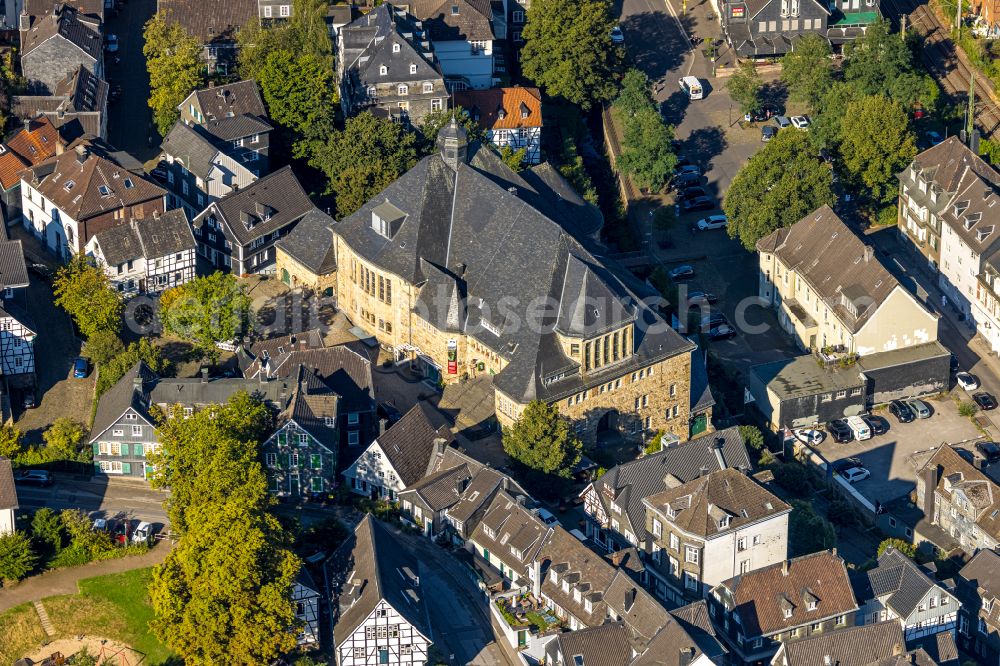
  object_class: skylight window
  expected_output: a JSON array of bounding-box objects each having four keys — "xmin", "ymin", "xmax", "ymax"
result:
[
  {"xmin": 123, "ymin": 178, "xmax": 134, "ymax": 189},
  {"xmin": 98, "ymin": 185, "xmax": 111, "ymax": 196},
  {"xmin": 64, "ymin": 180, "xmax": 75, "ymax": 191}
]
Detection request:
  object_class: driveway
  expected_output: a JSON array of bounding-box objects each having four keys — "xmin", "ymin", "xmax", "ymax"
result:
[
  {"xmin": 104, "ymin": 0, "xmax": 157, "ymax": 159},
  {"xmin": 814, "ymin": 397, "xmax": 984, "ymax": 505},
  {"xmin": 13, "ymin": 278, "xmax": 93, "ymax": 444}
]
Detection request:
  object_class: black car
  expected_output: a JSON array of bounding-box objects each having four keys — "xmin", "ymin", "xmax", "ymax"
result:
[
  {"xmin": 889, "ymin": 399, "xmax": 915, "ymax": 423},
  {"xmin": 679, "ymin": 196, "xmax": 714, "ymax": 213},
  {"xmin": 974, "ymin": 392, "xmax": 998, "ymax": 410},
  {"xmin": 832, "ymin": 457, "xmax": 864, "ymax": 473},
  {"xmin": 14, "ymin": 470, "xmax": 54, "ymax": 487},
  {"xmin": 761, "ymin": 126, "xmax": 778, "ymax": 142},
  {"xmin": 954, "ymin": 447, "xmax": 976, "ymax": 464},
  {"xmin": 950, "ymin": 353, "xmax": 960, "ymax": 372},
  {"xmin": 699, "ymin": 312, "xmax": 728, "ymax": 330},
  {"xmin": 864, "ymin": 415, "xmax": 889, "ymax": 436},
  {"xmin": 977, "ymin": 441, "xmax": 1000, "ymax": 464},
  {"xmin": 707, "ymin": 324, "xmax": 736, "ymax": 340},
  {"xmin": 827, "ymin": 419, "xmax": 853, "ymax": 443},
  {"xmin": 677, "ymin": 186, "xmax": 709, "ymax": 201},
  {"xmin": 668, "ymin": 173, "xmax": 702, "ymax": 191}
]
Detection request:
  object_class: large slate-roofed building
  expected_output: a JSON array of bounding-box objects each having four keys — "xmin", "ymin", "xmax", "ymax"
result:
[
  {"xmin": 178, "ymin": 80, "xmax": 273, "ymax": 173},
  {"xmin": 20, "ymin": 4, "xmax": 102, "ymax": 94}
]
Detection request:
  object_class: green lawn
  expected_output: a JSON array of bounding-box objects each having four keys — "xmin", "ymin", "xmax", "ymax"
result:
[{"xmin": 0, "ymin": 568, "xmax": 173, "ymax": 665}]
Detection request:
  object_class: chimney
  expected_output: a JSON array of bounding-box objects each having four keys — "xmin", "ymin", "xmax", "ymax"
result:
[
  {"xmin": 200, "ymin": 367, "xmax": 208, "ymax": 383},
  {"xmin": 74, "ymin": 144, "xmax": 88, "ymax": 163},
  {"xmin": 712, "ymin": 437, "xmax": 727, "ymax": 469},
  {"xmin": 893, "ymin": 643, "xmax": 903, "ymax": 656},
  {"xmin": 922, "ymin": 464, "xmax": 939, "ymax": 519},
  {"xmin": 133, "ymin": 375, "xmax": 143, "ymax": 392},
  {"xmin": 433, "ymin": 437, "xmax": 448, "ymax": 458},
  {"xmin": 864, "ymin": 245, "xmax": 874, "ymax": 263},
  {"xmin": 624, "ymin": 587, "xmax": 637, "ymax": 612},
  {"xmin": 515, "ymin": 495, "xmax": 527, "ymax": 506},
  {"xmin": 379, "ymin": 417, "xmax": 388, "ymax": 435},
  {"xmin": 782, "ymin": 559, "xmax": 789, "ymax": 576}
]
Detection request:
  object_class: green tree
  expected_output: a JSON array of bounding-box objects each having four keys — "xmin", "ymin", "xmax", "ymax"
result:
[
  {"xmin": 789, "ymin": 500, "xmax": 836, "ymax": 556},
  {"xmin": 258, "ymin": 50, "xmax": 336, "ymax": 151},
  {"xmin": 810, "ymin": 81, "xmax": 865, "ymax": 151},
  {"xmin": 143, "ymin": 11, "xmax": 204, "ymax": 136},
  {"xmin": 781, "ymin": 34, "xmax": 833, "ymax": 111},
  {"xmin": 617, "ymin": 106, "xmax": 677, "ymax": 191},
  {"xmin": 237, "ymin": 0, "xmax": 333, "ymax": 80},
  {"xmin": 738, "ymin": 425, "xmax": 765, "ymax": 451},
  {"xmin": 419, "ymin": 107, "xmax": 484, "ymax": 152},
  {"xmin": 309, "ymin": 112, "xmax": 420, "ymax": 218},
  {"xmin": 840, "ymin": 95, "xmax": 917, "ymax": 205},
  {"xmin": 502, "ymin": 400, "xmax": 582, "ymax": 478},
  {"xmin": 499, "ymin": 145, "xmax": 528, "ymax": 172},
  {"xmin": 843, "ymin": 20, "xmax": 931, "ymax": 109},
  {"xmin": 31, "ymin": 507, "xmax": 65, "ymax": 557},
  {"xmin": 160, "ymin": 273, "xmax": 251, "ymax": 360},
  {"xmin": 84, "ymin": 329, "xmax": 125, "ymax": 366},
  {"xmin": 772, "ymin": 462, "xmax": 814, "ymax": 497},
  {"xmin": 0, "ymin": 424, "xmax": 23, "ymax": 459},
  {"xmin": 615, "ymin": 68, "xmax": 653, "ymax": 118},
  {"xmin": 724, "ymin": 129, "xmax": 836, "ymax": 251},
  {"xmin": 878, "ymin": 537, "xmax": 917, "ymax": 559},
  {"xmin": 43, "ymin": 418, "xmax": 88, "ymax": 463},
  {"xmin": 726, "ymin": 60, "xmax": 763, "ymax": 116},
  {"xmin": 95, "ymin": 338, "xmax": 169, "ymax": 399},
  {"xmin": 520, "ymin": 0, "xmax": 621, "ymax": 109},
  {"xmin": 53, "ymin": 255, "xmax": 123, "ymax": 339},
  {"xmin": 0, "ymin": 532, "xmax": 36, "ymax": 582}
]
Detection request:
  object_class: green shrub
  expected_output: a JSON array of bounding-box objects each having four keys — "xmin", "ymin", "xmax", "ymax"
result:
[
  {"xmin": 772, "ymin": 462, "xmax": 815, "ymax": 497},
  {"xmin": 738, "ymin": 425, "xmax": 765, "ymax": 450},
  {"xmin": 878, "ymin": 537, "xmax": 916, "ymax": 559},
  {"xmin": 873, "ymin": 205, "xmax": 898, "ymax": 227},
  {"xmin": 959, "ymin": 401, "xmax": 979, "ymax": 418}
]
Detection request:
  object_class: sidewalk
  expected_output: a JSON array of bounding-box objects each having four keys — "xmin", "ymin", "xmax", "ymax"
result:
[{"xmin": 0, "ymin": 539, "xmax": 172, "ymax": 613}]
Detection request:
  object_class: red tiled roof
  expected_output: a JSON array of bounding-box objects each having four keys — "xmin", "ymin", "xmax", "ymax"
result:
[
  {"xmin": 0, "ymin": 151, "xmax": 29, "ymax": 190},
  {"xmin": 7, "ymin": 117, "xmax": 61, "ymax": 166},
  {"xmin": 454, "ymin": 87, "xmax": 543, "ymax": 131}
]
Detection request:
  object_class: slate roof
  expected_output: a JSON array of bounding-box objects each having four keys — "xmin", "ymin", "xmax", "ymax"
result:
[
  {"xmin": 22, "ymin": 5, "xmax": 102, "ymax": 60},
  {"xmin": 0, "ymin": 457, "xmax": 18, "ymax": 511},
  {"xmin": 334, "ymin": 123, "xmax": 690, "ymax": 405},
  {"xmin": 159, "ymin": 0, "xmax": 257, "ymax": 44},
  {"xmin": 917, "ymin": 444, "xmax": 1000, "ymax": 541},
  {"xmin": 959, "ymin": 548, "xmax": 1000, "ymax": 611},
  {"xmin": 25, "ymin": 146, "xmax": 165, "ymax": 224},
  {"xmin": 909, "ymin": 630, "xmax": 959, "ymax": 666},
  {"xmin": 54, "ymin": 65, "xmax": 107, "ymax": 113},
  {"xmin": 471, "ymin": 490, "xmax": 549, "ymax": 582},
  {"xmin": 859, "ymin": 547, "xmax": 940, "ymax": 618},
  {"xmin": 149, "ymin": 374, "xmax": 297, "ymax": 411},
  {"xmin": 757, "ymin": 205, "xmax": 909, "ymax": 334},
  {"xmin": 201, "ymin": 113, "xmax": 273, "ymax": 142},
  {"xmin": 552, "ymin": 622, "xmax": 632, "ymax": 666},
  {"xmin": 161, "ymin": 122, "xmax": 221, "ymax": 180},
  {"xmin": 328, "ymin": 514, "xmax": 431, "ymax": 645},
  {"xmin": 719, "ymin": 550, "xmax": 858, "ymax": 637},
  {"xmin": 90, "ymin": 361, "xmax": 159, "ymax": 439},
  {"xmin": 373, "ymin": 401, "xmax": 452, "ymax": 486},
  {"xmin": 774, "ymin": 620, "xmax": 904, "ymax": 666},
  {"xmin": 274, "ymin": 208, "xmax": 337, "ymax": 275},
  {"xmin": 245, "ymin": 344, "xmax": 375, "ymax": 414},
  {"xmin": 0, "ymin": 241, "xmax": 30, "ymax": 290},
  {"xmin": 92, "ymin": 210, "xmax": 195, "ymax": 266},
  {"xmin": 192, "ymin": 166, "xmax": 314, "ymax": 245},
  {"xmin": 631, "ymin": 602, "xmax": 727, "ymax": 666},
  {"xmin": 604, "ymin": 570, "xmax": 670, "ymax": 641},
  {"xmin": 276, "ymin": 365, "xmax": 340, "ymax": 452},
  {"xmin": 399, "ymin": 462, "xmax": 472, "ymax": 512},
  {"xmin": 644, "ymin": 467, "xmax": 788, "ymax": 539},
  {"xmin": 23, "ymin": 0, "xmax": 104, "ymax": 22},
  {"xmin": 454, "ymin": 87, "xmax": 543, "ymax": 130},
  {"xmin": 188, "ymin": 80, "xmax": 268, "ymax": 120},
  {"xmin": 589, "ymin": 427, "xmax": 751, "ymax": 542},
  {"xmin": 405, "ymin": 0, "xmax": 497, "ymax": 41},
  {"xmin": 539, "ymin": 525, "xmax": 619, "ymax": 626}
]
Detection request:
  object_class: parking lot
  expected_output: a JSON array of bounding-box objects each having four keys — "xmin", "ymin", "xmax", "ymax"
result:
[{"xmin": 814, "ymin": 395, "xmax": 986, "ymax": 506}]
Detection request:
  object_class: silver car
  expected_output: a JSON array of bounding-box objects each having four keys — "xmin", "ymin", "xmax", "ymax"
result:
[{"xmin": 907, "ymin": 398, "xmax": 932, "ymax": 419}]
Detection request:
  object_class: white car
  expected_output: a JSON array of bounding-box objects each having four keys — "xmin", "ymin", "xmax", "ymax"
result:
[
  {"xmin": 957, "ymin": 372, "xmax": 980, "ymax": 391},
  {"xmin": 696, "ymin": 214, "xmax": 728, "ymax": 231},
  {"xmin": 794, "ymin": 428, "xmax": 825, "ymax": 446},
  {"xmin": 842, "ymin": 467, "xmax": 871, "ymax": 483},
  {"xmin": 132, "ymin": 521, "xmax": 154, "ymax": 545},
  {"xmin": 610, "ymin": 26, "xmax": 625, "ymax": 44},
  {"xmin": 791, "ymin": 115, "xmax": 810, "ymax": 129}
]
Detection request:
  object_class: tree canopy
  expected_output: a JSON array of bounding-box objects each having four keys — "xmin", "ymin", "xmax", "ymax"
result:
[
  {"xmin": 840, "ymin": 95, "xmax": 917, "ymax": 205},
  {"xmin": 789, "ymin": 499, "xmax": 836, "ymax": 556},
  {"xmin": 258, "ymin": 50, "xmax": 337, "ymax": 155},
  {"xmin": 95, "ymin": 338, "xmax": 170, "ymax": 399},
  {"xmin": 309, "ymin": 112, "xmax": 419, "ymax": 218},
  {"xmin": 613, "ymin": 68, "xmax": 677, "ymax": 192},
  {"xmin": 0, "ymin": 532, "xmax": 36, "ymax": 582},
  {"xmin": 842, "ymin": 20, "xmax": 931, "ymax": 109},
  {"xmin": 160, "ymin": 273, "xmax": 251, "ymax": 360},
  {"xmin": 726, "ymin": 60, "xmax": 763, "ymax": 116},
  {"xmin": 53, "ymin": 254, "xmax": 123, "ymax": 340},
  {"xmin": 781, "ymin": 34, "xmax": 833, "ymax": 111},
  {"xmin": 43, "ymin": 418, "xmax": 88, "ymax": 463},
  {"xmin": 143, "ymin": 11, "xmax": 204, "ymax": 136},
  {"xmin": 520, "ymin": 0, "xmax": 622, "ymax": 109},
  {"xmin": 502, "ymin": 400, "xmax": 582, "ymax": 478},
  {"xmin": 723, "ymin": 130, "xmax": 836, "ymax": 251}
]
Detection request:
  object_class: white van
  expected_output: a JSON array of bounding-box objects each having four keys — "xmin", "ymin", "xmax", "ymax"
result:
[
  {"xmin": 846, "ymin": 416, "xmax": 871, "ymax": 441},
  {"xmin": 679, "ymin": 76, "xmax": 704, "ymax": 100},
  {"xmin": 132, "ymin": 521, "xmax": 154, "ymax": 546}
]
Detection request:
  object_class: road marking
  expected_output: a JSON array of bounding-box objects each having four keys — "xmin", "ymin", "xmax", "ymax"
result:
[{"xmin": 656, "ymin": 0, "xmax": 697, "ymax": 76}]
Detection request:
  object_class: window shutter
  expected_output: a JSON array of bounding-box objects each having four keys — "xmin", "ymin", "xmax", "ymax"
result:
[
  {"xmin": 122, "ymin": 462, "xmax": 131, "ymax": 475},
  {"xmin": 93, "ymin": 462, "xmax": 101, "ymax": 472},
  {"xmin": 92, "ymin": 442, "xmax": 100, "ymax": 456},
  {"xmin": 120, "ymin": 443, "xmax": 129, "ymax": 456},
  {"xmin": 288, "ymin": 453, "xmax": 293, "ymax": 468},
  {"xmin": 134, "ymin": 443, "xmax": 144, "ymax": 457}
]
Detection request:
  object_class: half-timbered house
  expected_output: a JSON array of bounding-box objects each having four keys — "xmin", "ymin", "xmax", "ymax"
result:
[{"xmin": 293, "ymin": 568, "xmax": 322, "ymax": 649}]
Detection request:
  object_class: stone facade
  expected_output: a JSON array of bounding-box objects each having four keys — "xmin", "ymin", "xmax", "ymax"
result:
[{"xmin": 275, "ymin": 246, "xmax": 337, "ymax": 295}]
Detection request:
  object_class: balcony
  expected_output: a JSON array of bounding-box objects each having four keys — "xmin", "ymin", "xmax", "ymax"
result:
[{"xmin": 490, "ymin": 592, "xmax": 564, "ymax": 661}]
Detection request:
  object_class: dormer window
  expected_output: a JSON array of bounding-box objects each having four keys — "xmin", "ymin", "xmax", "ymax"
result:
[
  {"xmin": 410, "ymin": 63, "xmax": 417, "ymax": 74},
  {"xmin": 955, "ymin": 200, "xmax": 970, "ymax": 216},
  {"xmin": 979, "ymin": 226, "xmax": 995, "ymax": 242},
  {"xmin": 666, "ymin": 505, "xmax": 677, "ymax": 519},
  {"xmin": 807, "ymin": 600, "xmax": 817, "ymax": 611},
  {"xmin": 562, "ymin": 580, "xmax": 569, "ymax": 593},
  {"xmin": 550, "ymin": 569, "xmax": 558, "ymax": 584},
  {"xmin": 498, "ymin": 108, "xmax": 507, "ymax": 120},
  {"xmin": 484, "ymin": 526, "xmax": 495, "ymax": 538},
  {"xmin": 393, "ymin": 43, "xmax": 400, "ymax": 53},
  {"xmin": 64, "ymin": 180, "xmax": 75, "ymax": 191},
  {"xmin": 784, "ymin": 607, "xmax": 793, "ymax": 618},
  {"xmin": 584, "ymin": 599, "xmax": 592, "ymax": 613},
  {"xmin": 718, "ymin": 516, "xmax": 730, "ymax": 529},
  {"xmin": 380, "ymin": 65, "xmax": 388, "ymax": 75},
  {"xmin": 573, "ymin": 588, "xmax": 581, "ymax": 603}
]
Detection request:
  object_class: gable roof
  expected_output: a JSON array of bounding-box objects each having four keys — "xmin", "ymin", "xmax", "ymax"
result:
[
  {"xmin": 200, "ymin": 114, "xmax": 273, "ymax": 143},
  {"xmin": 193, "ymin": 166, "xmax": 315, "ymax": 245},
  {"xmin": 630, "ymin": 603, "xmax": 726, "ymax": 666},
  {"xmin": 775, "ymin": 620, "xmax": 905, "ymax": 666},
  {"xmin": 960, "ymin": 547, "xmax": 1000, "ymax": 606},
  {"xmin": 89, "ymin": 361, "xmax": 158, "ymax": 440},
  {"xmin": 23, "ymin": 0, "xmax": 104, "ymax": 22},
  {"xmin": 92, "ymin": 210, "xmax": 196, "ymax": 266},
  {"xmin": 470, "ymin": 490, "xmax": 550, "ymax": 582},
  {"xmin": 454, "ymin": 87, "xmax": 543, "ymax": 130},
  {"xmin": 188, "ymin": 80, "xmax": 268, "ymax": 120},
  {"xmin": 538, "ymin": 525, "xmax": 620, "ymax": 626},
  {"xmin": 276, "ymin": 365, "xmax": 340, "ymax": 452},
  {"xmin": 238, "ymin": 329, "xmax": 327, "ymax": 377},
  {"xmin": 399, "ymin": 462, "xmax": 472, "ymax": 512},
  {"xmin": 159, "ymin": 0, "xmax": 257, "ymax": 44},
  {"xmin": 404, "ymin": 0, "xmax": 496, "ymax": 41},
  {"xmin": 22, "ymin": 5, "xmax": 102, "ymax": 60},
  {"xmin": 0, "ymin": 241, "xmax": 30, "ymax": 291},
  {"xmin": 0, "ymin": 150, "xmax": 29, "ymax": 191},
  {"xmin": 328, "ymin": 514, "xmax": 431, "ymax": 645},
  {"xmin": 161, "ymin": 122, "xmax": 223, "ymax": 180},
  {"xmin": 25, "ymin": 145, "xmax": 166, "ymax": 223},
  {"xmin": 917, "ymin": 444, "xmax": 1000, "ymax": 541},
  {"xmin": 858, "ymin": 547, "xmax": 940, "ymax": 618},
  {"xmin": 757, "ymin": 205, "xmax": 912, "ymax": 334},
  {"xmin": 373, "ymin": 401, "xmax": 452, "ymax": 486},
  {"xmin": 6, "ymin": 117, "xmax": 61, "ymax": 167},
  {"xmin": 54, "ymin": 65, "xmax": 108, "ymax": 113},
  {"xmin": 274, "ymin": 208, "xmax": 338, "ymax": 275},
  {"xmin": 590, "ymin": 427, "xmax": 752, "ymax": 541},
  {"xmin": 0, "ymin": 457, "xmax": 18, "ymax": 511},
  {"xmin": 719, "ymin": 550, "xmax": 858, "ymax": 637},
  {"xmin": 643, "ymin": 467, "xmax": 789, "ymax": 539},
  {"xmin": 553, "ymin": 622, "xmax": 632, "ymax": 666}
]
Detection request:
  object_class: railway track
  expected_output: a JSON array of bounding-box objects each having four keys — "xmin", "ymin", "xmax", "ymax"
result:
[{"xmin": 882, "ymin": 0, "xmax": 1000, "ymax": 138}]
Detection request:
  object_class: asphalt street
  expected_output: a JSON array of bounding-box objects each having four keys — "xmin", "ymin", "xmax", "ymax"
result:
[{"xmin": 15, "ymin": 475, "xmax": 169, "ymax": 530}]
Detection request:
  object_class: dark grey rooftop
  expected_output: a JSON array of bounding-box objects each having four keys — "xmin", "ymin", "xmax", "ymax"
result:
[{"xmin": 274, "ymin": 209, "xmax": 337, "ymax": 275}]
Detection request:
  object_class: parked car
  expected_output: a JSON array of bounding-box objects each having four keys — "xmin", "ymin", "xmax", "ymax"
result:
[
  {"xmin": 846, "ymin": 415, "xmax": 871, "ymax": 440},
  {"xmin": 832, "ymin": 457, "xmax": 864, "ymax": 474},
  {"xmin": 842, "ymin": 467, "xmax": 871, "ymax": 483},
  {"xmin": 22, "ymin": 392, "xmax": 35, "ymax": 410},
  {"xmin": 925, "ymin": 130, "xmax": 944, "ymax": 146},
  {"xmin": 610, "ymin": 26, "xmax": 625, "ymax": 43},
  {"xmin": 864, "ymin": 415, "xmax": 889, "ymax": 436},
  {"xmin": 113, "ymin": 520, "xmax": 133, "ymax": 546},
  {"xmin": 677, "ymin": 186, "xmax": 709, "ymax": 201},
  {"xmin": 687, "ymin": 291, "xmax": 718, "ymax": 305},
  {"xmin": 132, "ymin": 521, "xmax": 155, "ymax": 545},
  {"xmin": 977, "ymin": 441, "xmax": 1000, "ymax": 464},
  {"xmin": 761, "ymin": 125, "xmax": 778, "ymax": 142},
  {"xmin": 708, "ymin": 324, "xmax": 736, "ymax": 340},
  {"xmin": 794, "ymin": 429, "xmax": 825, "ymax": 445},
  {"xmin": 791, "ymin": 115, "xmax": 811, "ymax": 129},
  {"xmin": 974, "ymin": 392, "xmax": 998, "ymax": 410},
  {"xmin": 668, "ymin": 265, "xmax": 695, "ymax": 280},
  {"xmin": 536, "ymin": 508, "xmax": 559, "ymax": 527},
  {"xmin": 827, "ymin": 419, "xmax": 853, "ymax": 443},
  {"xmin": 675, "ymin": 164, "xmax": 702, "ymax": 176},
  {"xmin": 696, "ymin": 214, "xmax": 728, "ymax": 231},
  {"xmin": 15, "ymin": 470, "xmax": 53, "ymax": 487},
  {"xmin": 73, "ymin": 357, "xmax": 89, "ymax": 378},
  {"xmin": 679, "ymin": 196, "xmax": 714, "ymax": 213},
  {"xmin": 669, "ymin": 172, "xmax": 703, "ymax": 191},
  {"xmin": 954, "ymin": 447, "xmax": 976, "ymax": 464},
  {"xmin": 104, "ymin": 34, "xmax": 119, "ymax": 52},
  {"xmin": 889, "ymin": 399, "xmax": 915, "ymax": 423},
  {"xmin": 774, "ymin": 115, "xmax": 792, "ymax": 129},
  {"xmin": 907, "ymin": 398, "xmax": 932, "ymax": 419},
  {"xmin": 957, "ymin": 372, "xmax": 980, "ymax": 391},
  {"xmin": 950, "ymin": 353, "xmax": 960, "ymax": 372},
  {"xmin": 92, "ymin": 517, "xmax": 113, "ymax": 533},
  {"xmin": 744, "ymin": 108, "xmax": 773, "ymax": 122},
  {"xmin": 700, "ymin": 312, "xmax": 728, "ymax": 329}
]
